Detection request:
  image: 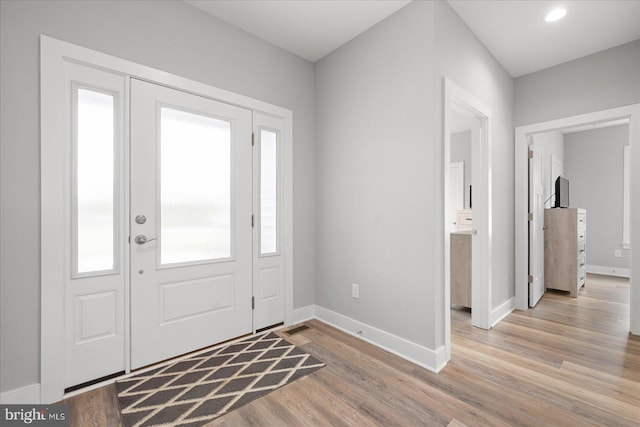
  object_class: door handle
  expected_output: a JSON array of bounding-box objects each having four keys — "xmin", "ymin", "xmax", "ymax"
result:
[{"xmin": 135, "ymin": 235, "xmax": 157, "ymax": 245}]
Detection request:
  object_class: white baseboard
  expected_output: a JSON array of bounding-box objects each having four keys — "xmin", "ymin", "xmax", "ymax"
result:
[
  {"xmin": 292, "ymin": 305, "xmax": 316, "ymax": 324},
  {"xmin": 314, "ymin": 305, "xmax": 447, "ymax": 373},
  {"xmin": 491, "ymin": 297, "xmax": 515, "ymax": 327},
  {"xmin": 0, "ymin": 383, "xmax": 41, "ymax": 404},
  {"xmin": 20, "ymin": 306, "xmax": 446, "ymax": 403},
  {"xmin": 586, "ymin": 264, "xmax": 630, "ymax": 278}
]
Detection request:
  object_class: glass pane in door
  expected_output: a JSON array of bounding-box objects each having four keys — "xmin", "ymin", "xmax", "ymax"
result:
[
  {"xmin": 76, "ymin": 88, "xmax": 115, "ymax": 273},
  {"xmin": 260, "ymin": 130, "xmax": 278, "ymax": 254},
  {"xmin": 160, "ymin": 107, "xmax": 231, "ymax": 264}
]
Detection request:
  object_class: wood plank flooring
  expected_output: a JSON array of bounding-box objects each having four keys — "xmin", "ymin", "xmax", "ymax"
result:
[{"xmin": 64, "ymin": 274, "xmax": 639, "ymax": 426}]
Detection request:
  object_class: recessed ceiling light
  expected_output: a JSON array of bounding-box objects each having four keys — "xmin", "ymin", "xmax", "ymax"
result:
[{"xmin": 545, "ymin": 7, "xmax": 567, "ymax": 23}]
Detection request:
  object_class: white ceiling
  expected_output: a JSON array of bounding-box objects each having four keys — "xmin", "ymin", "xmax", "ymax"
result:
[
  {"xmin": 185, "ymin": 0, "xmax": 640, "ymax": 76},
  {"xmin": 185, "ymin": 0, "xmax": 411, "ymax": 62},
  {"xmin": 448, "ymin": 0, "xmax": 640, "ymax": 77}
]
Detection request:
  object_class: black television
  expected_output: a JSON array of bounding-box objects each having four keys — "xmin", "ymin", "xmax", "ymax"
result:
[{"xmin": 554, "ymin": 176, "xmax": 569, "ymax": 208}]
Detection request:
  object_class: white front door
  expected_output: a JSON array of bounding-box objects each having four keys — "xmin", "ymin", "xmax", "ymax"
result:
[
  {"xmin": 42, "ymin": 38, "xmax": 294, "ymax": 402},
  {"xmin": 130, "ymin": 79, "xmax": 253, "ymax": 368},
  {"xmin": 529, "ymin": 146, "xmax": 545, "ymax": 307}
]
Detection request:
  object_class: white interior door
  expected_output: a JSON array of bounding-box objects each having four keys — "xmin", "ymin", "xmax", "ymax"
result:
[
  {"xmin": 529, "ymin": 146, "xmax": 545, "ymax": 307},
  {"xmin": 253, "ymin": 113, "xmax": 286, "ymax": 330},
  {"xmin": 130, "ymin": 79, "xmax": 253, "ymax": 369}
]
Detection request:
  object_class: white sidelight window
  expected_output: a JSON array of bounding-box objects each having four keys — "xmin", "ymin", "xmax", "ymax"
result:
[
  {"xmin": 74, "ymin": 87, "xmax": 117, "ymax": 274},
  {"xmin": 260, "ymin": 129, "xmax": 278, "ymax": 255}
]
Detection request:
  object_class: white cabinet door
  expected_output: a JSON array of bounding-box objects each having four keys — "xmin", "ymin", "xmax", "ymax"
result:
[{"xmin": 130, "ymin": 79, "xmax": 253, "ymax": 368}]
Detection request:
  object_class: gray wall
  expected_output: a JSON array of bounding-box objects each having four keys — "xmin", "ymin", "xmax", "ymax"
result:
[
  {"xmin": 564, "ymin": 125, "xmax": 630, "ymax": 269},
  {"xmin": 314, "ymin": 0, "xmax": 515, "ymax": 352},
  {"xmin": 315, "ymin": 1, "xmax": 436, "ymax": 347},
  {"xmin": 433, "ymin": 1, "xmax": 515, "ymax": 325},
  {"xmin": 533, "ymin": 131, "xmax": 564, "ymax": 164},
  {"xmin": 515, "ymin": 40, "xmax": 640, "ymax": 126},
  {"xmin": 451, "ymin": 130, "xmax": 472, "ymax": 209},
  {"xmin": 0, "ymin": 0, "xmax": 315, "ymax": 393}
]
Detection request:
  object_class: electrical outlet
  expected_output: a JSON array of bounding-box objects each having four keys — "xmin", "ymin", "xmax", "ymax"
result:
[
  {"xmin": 352, "ymin": 283, "xmax": 360, "ymax": 299},
  {"xmin": 615, "ymin": 249, "xmax": 622, "ymax": 258}
]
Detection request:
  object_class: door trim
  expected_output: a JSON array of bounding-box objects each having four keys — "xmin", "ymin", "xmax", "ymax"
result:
[
  {"xmin": 40, "ymin": 35, "xmax": 294, "ymax": 403},
  {"xmin": 514, "ymin": 104, "xmax": 639, "ymax": 337},
  {"xmin": 443, "ymin": 78, "xmax": 493, "ymax": 363}
]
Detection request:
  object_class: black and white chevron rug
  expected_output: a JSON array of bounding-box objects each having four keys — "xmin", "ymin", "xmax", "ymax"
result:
[{"xmin": 116, "ymin": 331, "xmax": 324, "ymax": 426}]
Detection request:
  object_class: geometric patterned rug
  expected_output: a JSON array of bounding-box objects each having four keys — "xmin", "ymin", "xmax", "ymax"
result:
[{"xmin": 116, "ymin": 332, "xmax": 324, "ymax": 427}]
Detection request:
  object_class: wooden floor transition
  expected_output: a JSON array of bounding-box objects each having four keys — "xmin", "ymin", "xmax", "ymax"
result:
[{"xmin": 64, "ymin": 274, "xmax": 639, "ymax": 426}]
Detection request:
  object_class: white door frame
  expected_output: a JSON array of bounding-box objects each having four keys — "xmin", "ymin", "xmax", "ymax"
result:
[
  {"xmin": 40, "ymin": 35, "xmax": 294, "ymax": 403},
  {"xmin": 514, "ymin": 104, "xmax": 640, "ymax": 336},
  {"xmin": 443, "ymin": 78, "xmax": 493, "ymax": 362}
]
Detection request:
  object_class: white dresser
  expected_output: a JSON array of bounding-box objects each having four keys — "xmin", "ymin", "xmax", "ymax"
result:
[{"xmin": 544, "ymin": 208, "xmax": 586, "ymax": 297}]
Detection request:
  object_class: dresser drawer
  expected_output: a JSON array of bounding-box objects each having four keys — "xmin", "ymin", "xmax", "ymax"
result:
[
  {"xmin": 577, "ymin": 272, "xmax": 586, "ymax": 289},
  {"xmin": 577, "ymin": 212, "xmax": 586, "ymax": 239},
  {"xmin": 577, "ymin": 229, "xmax": 586, "ymax": 242},
  {"xmin": 577, "ymin": 253, "xmax": 586, "ymax": 269},
  {"xmin": 577, "ymin": 212, "xmax": 586, "ymax": 225},
  {"xmin": 577, "ymin": 266, "xmax": 586, "ymax": 289},
  {"xmin": 578, "ymin": 241, "xmax": 586, "ymax": 255}
]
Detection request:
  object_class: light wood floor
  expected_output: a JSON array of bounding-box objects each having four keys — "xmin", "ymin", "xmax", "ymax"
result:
[{"xmin": 65, "ymin": 274, "xmax": 639, "ymax": 426}]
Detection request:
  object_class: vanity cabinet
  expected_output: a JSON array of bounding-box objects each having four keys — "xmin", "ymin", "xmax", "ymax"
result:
[{"xmin": 451, "ymin": 230, "xmax": 471, "ymax": 308}]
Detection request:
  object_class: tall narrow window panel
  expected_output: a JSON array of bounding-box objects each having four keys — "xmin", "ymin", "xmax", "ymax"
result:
[
  {"xmin": 75, "ymin": 88, "xmax": 116, "ymax": 274},
  {"xmin": 260, "ymin": 130, "xmax": 278, "ymax": 254}
]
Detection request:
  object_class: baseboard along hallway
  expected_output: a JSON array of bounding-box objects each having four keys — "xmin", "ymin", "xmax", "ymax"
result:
[{"xmin": 63, "ymin": 273, "xmax": 639, "ymax": 426}]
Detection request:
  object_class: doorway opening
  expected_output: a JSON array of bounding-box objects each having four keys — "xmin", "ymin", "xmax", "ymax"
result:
[
  {"xmin": 443, "ymin": 78, "xmax": 493, "ymax": 362},
  {"xmin": 515, "ymin": 104, "xmax": 640, "ymax": 336},
  {"xmin": 448, "ymin": 110, "xmax": 478, "ymax": 327}
]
